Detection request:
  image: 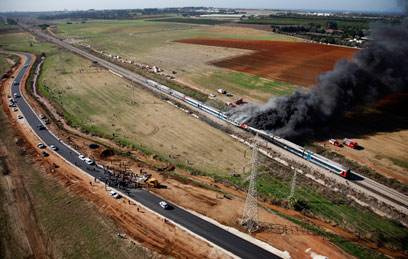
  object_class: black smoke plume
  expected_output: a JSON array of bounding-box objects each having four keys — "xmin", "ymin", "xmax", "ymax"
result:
[{"xmin": 229, "ymin": 15, "xmax": 408, "ymax": 139}]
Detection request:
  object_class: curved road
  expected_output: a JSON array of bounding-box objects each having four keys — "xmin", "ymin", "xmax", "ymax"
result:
[
  {"xmin": 21, "ymin": 24, "xmax": 408, "ymax": 215},
  {"xmin": 10, "ymin": 53, "xmax": 284, "ymax": 259}
]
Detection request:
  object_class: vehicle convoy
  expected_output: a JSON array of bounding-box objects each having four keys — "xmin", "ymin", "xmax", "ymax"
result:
[{"xmin": 145, "ymin": 79, "xmax": 351, "ymax": 179}]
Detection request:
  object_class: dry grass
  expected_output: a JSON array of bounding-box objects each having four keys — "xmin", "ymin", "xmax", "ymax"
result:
[
  {"xmin": 56, "ymin": 19, "xmax": 301, "ymax": 101},
  {"xmin": 38, "ymin": 50, "xmax": 251, "ymax": 175}
]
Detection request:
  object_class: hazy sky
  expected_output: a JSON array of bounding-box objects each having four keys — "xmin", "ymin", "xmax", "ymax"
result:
[{"xmin": 0, "ymin": 0, "xmax": 403, "ymax": 13}]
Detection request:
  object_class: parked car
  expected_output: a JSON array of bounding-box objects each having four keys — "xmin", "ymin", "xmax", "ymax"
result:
[
  {"xmin": 49, "ymin": 145, "xmax": 58, "ymax": 151},
  {"xmin": 159, "ymin": 201, "xmax": 169, "ymax": 209},
  {"xmin": 41, "ymin": 151, "xmax": 49, "ymax": 157},
  {"xmin": 84, "ymin": 157, "xmax": 95, "ymax": 165},
  {"xmin": 78, "ymin": 154, "xmax": 86, "ymax": 160},
  {"xmin": 39, "ymin": 114, "xmax": 45, "ymax": 119},
  {"xmin": 17, "ymin": 114, "xmax": 23, "ymax": 119},
  {"xmin": 37, "ymin": 143, "xmax": 46, "ymax": 149}
]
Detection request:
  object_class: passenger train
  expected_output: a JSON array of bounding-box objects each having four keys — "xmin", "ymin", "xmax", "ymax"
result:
[{"xmin": 145, "ymin": 79, "xmax": 350, "ymax": 179}]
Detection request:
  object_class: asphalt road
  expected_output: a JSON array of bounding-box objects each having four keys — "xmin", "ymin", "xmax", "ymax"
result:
[
  {"xmin": 23, "ymin": 25, "xmax": 408, "ymax": 215},
  {"xmin": 10, "ymin": 53, "xmax": 282, "ymax": 259}
]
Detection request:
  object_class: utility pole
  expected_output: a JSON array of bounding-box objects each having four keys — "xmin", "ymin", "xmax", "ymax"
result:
[{"xmin": 241, "ymin": 134, "xmax": 260, "ymax": 233}]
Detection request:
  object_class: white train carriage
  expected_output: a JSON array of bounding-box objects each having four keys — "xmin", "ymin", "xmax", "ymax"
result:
[{"xmin": 248, "ymin": 126, "xmax": 349, "ymax": 178}]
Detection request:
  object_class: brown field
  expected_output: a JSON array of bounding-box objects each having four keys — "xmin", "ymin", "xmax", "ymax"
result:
[{"xmin": 177, "ymin": 38, "xmax": 357, "ymax": 86}]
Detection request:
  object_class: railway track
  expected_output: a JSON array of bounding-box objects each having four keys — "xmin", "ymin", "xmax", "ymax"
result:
[
  {"xmin": 22, "ymin": 23, "xmax": 408, "ymax": 216},
  {"xmin": 354, "ymin": 173, "xmax": 408, "ymax": 209}
]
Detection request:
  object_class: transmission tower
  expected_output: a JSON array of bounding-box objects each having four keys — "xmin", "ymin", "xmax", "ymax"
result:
[{"xmin": 241, "ymin": 134, "xmax": 260, "ymax": 233}]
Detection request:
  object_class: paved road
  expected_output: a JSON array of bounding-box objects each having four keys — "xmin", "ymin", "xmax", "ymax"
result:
[
  {"xmin": 10, "ymin": 53, "xmax": 283, "ymax": 259},
  {"xmin": 22, "ymin": 24, "xmax": 408, "ymax": 215}
]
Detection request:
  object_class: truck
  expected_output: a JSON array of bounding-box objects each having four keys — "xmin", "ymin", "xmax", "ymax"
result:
[
  {"xmin": 343, "ymin": 138, "xmax": 358, "ymax": 149},
  {"xmin": 329, "ymin": 139, "xmax": 340, "ymax": 146}
]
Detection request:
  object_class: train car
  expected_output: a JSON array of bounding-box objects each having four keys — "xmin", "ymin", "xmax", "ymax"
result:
[
  {"xmin": 145, "ymin": 78, "xmax": 350, "ymax": 179},
  {"xmin": 170, "ymin": 90, "xmax": 185, "ymax": 100},
  {"xmin": 183, "ymin": 96, "xmax": 228, "ymax": 120},
  {"xmin": 247, "ymin": 126, "xmax": 350, "ymax": 178},
  {"xmin": 184, "ymin": 96, "xmax": 200, "ymax": 108}
]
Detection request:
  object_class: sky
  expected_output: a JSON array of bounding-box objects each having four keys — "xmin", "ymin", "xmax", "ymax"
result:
[{"xmin": 0, "ymin": 0, "xmax": 403, "ymax": 13}]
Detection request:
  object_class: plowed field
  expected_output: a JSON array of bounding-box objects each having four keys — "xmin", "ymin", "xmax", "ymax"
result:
[{"xmin": 177, "ymin": 38, "xmax": 357, "ymax": 86}]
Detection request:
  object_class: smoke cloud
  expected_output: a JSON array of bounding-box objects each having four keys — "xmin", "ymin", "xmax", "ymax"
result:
[{"xmin": 229, "ymin": 16, "xmax": 408, "ymax": 139}]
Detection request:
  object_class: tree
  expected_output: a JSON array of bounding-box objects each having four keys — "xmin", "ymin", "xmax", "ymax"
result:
[{"xmin": 327, "ymin": 20, "xmax": 338, "ymax": 30}]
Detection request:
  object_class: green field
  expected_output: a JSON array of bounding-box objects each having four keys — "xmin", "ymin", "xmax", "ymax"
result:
[
  {"xmin": 0, "ymin": 31, "xmax": 57, "ymax": 55},
  {"xmin": 221, "ymin": 168, "xmax": 408, "ymax": 253},
  {"xmin": 0, "ymin": 53, "xmax": 17, "ymax": 76},
  {"xmin": 192, "ymin": 70, "xmax": 298, "ymax": 101},
  {"xmin": 149, "ymin": 17, "xmax": 231, "ymax": 25}
]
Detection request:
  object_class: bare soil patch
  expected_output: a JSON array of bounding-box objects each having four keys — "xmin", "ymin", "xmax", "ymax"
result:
[{"xmin": 177, "ymin": 38, "xmax": 357, "ymax": 86}]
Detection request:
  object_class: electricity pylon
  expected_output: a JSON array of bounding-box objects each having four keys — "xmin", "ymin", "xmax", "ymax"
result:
[{"xmin": 241, "ymin": 134, "xmax": 260, "ymax": 233}]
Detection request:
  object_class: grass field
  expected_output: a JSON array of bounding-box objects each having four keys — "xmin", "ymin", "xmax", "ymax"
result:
[
  {"xmin": 2, "ymin": 27, "xmax": 407, "ymax": 256},
  {"xmin": 190, "ymin": 70, "xmax": 298, "ymax": 102},
  {"xmin": 0, "ymin": 53, "xmax": 17, "ymax": 76},
  {"xmin": 0, "ymin": 31, "xmax": 57, "ymax": 54},
  {"xmin": 223, "ymin": 169, "xmax": 408, "ymax": 253},
  {"xmin": 55, "ymin": 19, "xmax": 301, "ymax": 101},
  {"xmin": 37, "ymin": 49, "xmax": 251, "ymax": 175},
  {"xmin": 149, "ymin": 17, "xmax": 231, "ymax": 25}
]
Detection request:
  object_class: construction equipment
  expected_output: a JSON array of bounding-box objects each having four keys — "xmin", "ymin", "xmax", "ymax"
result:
[{"xmin": 146, "ymin": 177, "xmax": 159, "ymax": 188}]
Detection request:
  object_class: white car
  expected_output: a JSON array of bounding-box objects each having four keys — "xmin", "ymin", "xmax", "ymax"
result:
[
  {"xmin": 109, "ymin": 190, "xmax": 121, "ymax": 199},
  {"xmin": 84, "ymin": 157, "xmax": 95, "ymax": 165},
  {"xmin": 78, "ymin": 154, "xmax": 86, "ymax": 160},
  {"xmin": 49, "ymin": 145, "xmax": 58, "ymax": 151},
  {"xmin": 159, "ymin": 201, "xmax": 169, "ymax": 209},
  {"xmin": 37, "ymin": 143, "xmax": 46, "ymax": 149}
]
